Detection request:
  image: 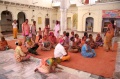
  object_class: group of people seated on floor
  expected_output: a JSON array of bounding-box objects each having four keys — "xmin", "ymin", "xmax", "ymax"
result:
[
  {"xmin": 0, "ymin": 20, "xmax": 115, "ymax": 74},
  {"xmin": 0, "ymin": 29, "xmax": 104, "ymax": 73},
  {"xmin": 13, "ymin": 30, "xmax": 104, "ymax": 73},
  {"xmin": 0, "ymin": 29, "xmax": 104, "ymax": 59}
]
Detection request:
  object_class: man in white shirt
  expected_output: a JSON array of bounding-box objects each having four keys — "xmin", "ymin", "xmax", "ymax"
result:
[
  {"xmin": 12, "ymin": 20, "xmax": 18, "ymax": 39},
  {"xmin": 54, "ymin": 39, "xmax": 70, "ymax": 61}
]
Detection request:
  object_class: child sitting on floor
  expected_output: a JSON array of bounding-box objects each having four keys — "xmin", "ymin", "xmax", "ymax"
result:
[
  {"xmin": 74, "ymin": 34, "xmax": 81, "ymax": 46},
  {"xmin": 68, "ymin": 37, "xmax": 79, "ymax": 53},
  {"xmin": 0, "ymin": 36, "xmax": 10, "ymax": 51},
  {"xmin": 14, "ymin": 40, "xmax": 30, "ymax": 62},
  {"xmin": 39, "ymin": 35, "xmax": 51, "ymax": 51}
]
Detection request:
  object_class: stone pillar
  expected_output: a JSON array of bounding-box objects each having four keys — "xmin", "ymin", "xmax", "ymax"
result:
[
  {"xmin": 60, "ymin": 9, "xmax": 64, "ymax": 35},
  {"xmin": 59, "ymin": 0, "xmax": 70, "ymax": 35},
  {"xmin": 60, "ymin": 9, "xmax": 67, "ymax": 35},
  {"xmin": 64, "ymin": 9, "xmax": 67, "ymax": 30}
]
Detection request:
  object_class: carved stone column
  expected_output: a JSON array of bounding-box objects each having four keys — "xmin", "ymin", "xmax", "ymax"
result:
[{"xmin": 60, "ymin": 0, "xmax": 69, "ymax": 35}]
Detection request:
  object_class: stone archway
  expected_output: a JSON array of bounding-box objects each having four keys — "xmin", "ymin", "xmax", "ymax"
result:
[
  {"xmin": 82, "ymin": 12, "xmax": 95, "ymax": 32},
  {"xmin": 1, "ymin": 10, "xmax": 13, "ymax": 33},
  {"xmin": 85, "ymin": 17, "xmax": 94, "ymax": 32},
  {"xmin": 17, "ymin": 12, "xmax": 26, "ymax": 32}
]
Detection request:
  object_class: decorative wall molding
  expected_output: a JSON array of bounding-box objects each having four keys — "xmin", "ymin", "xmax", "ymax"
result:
[{"xmin": 0, "ymin": 1, "xmax": 56, "ymax": 11}]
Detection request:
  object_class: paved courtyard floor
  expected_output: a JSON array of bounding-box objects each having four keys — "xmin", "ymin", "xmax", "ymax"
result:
[{"xmin": 0, "ymin": 34, "xmax": 120, "ymax": 79}]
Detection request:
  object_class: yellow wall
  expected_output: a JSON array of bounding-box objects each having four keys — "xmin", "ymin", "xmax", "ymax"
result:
[
  {"xmin": 1, "ymin": 1, "xmax": 120, "ymax": 33},
  {"xmin": 0, "ymin": 4, "xmax": 57, "ymax": 32},
  {"xmin": 77, "ymin": 2, "xmax": 120, "ymax": 32}
]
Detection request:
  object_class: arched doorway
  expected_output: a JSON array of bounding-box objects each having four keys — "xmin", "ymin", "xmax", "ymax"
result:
[
  {"xmin": 85, "ymin": 17, "xmax": 94, "ymax": 32},
  {"xmin": 1, "ymin": 10, "xmax": 13, "ymax": 33},
  {"xmin": 17, "ymin": 12, "xmax": 26, "ymax": 32}
]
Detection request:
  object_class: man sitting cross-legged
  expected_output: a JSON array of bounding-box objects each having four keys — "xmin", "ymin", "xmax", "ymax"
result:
[{"xmin": 54, "ymin": 39, "xmax": 70, "ymax": 61}]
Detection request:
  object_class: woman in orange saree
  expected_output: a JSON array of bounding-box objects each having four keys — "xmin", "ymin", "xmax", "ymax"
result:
[{"xmin": 104, "ymin": 23, "xmax": 114, "ymax": 52}]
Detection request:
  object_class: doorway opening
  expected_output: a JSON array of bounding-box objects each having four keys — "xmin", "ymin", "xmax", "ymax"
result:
[
  {"xmin": 45, "ymin": 18, "xmax": 50, "ymax": 26},
  {"xmin": 17, "ymin": 12, "xmax": 26, "ymax": 32},
  {"xmin": 85, "ymin": 17, "xmax": 94, "ymax": 32},
  {"xmin": 1, "ymin": 10, "xmax": 13, "ymax": 34}
]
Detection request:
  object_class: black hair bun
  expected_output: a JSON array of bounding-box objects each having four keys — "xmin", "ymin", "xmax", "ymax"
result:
[{"xmin": 15, "ymin": 42, "xmax": 18, "ymax": 45}]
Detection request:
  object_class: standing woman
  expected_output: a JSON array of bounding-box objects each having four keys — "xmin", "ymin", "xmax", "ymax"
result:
[
  {"xmin": 104, "ymin": 22, "xmax": 114, "ymax": 52},
  {"xmin": 54, "ymin": 20, "xmax": 60, "ymax": 38},
  {"xmin": 31, "ymin": 21, "xmax": 37, "ymax": 43},
  {"xmin": 12, "ymin": 20, "xmax": 18, "ymax": 39}
]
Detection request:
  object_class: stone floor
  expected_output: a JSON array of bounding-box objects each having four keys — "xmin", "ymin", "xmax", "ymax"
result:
[
  {"xmin": 0, "ymin": 34, "xmax": 120, "ymax": 79},
  {"xmin": 114, "ymin": 37, "xmax": 120, "ymax": 79}
]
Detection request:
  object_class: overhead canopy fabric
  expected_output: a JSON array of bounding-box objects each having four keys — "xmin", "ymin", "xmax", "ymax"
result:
[{"xmin": 102, "ymin": 10, "xmax": 120, "ymax": 18}]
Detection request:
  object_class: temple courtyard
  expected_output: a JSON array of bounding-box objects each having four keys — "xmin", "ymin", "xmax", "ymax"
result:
[{"xmin": 0, "ymin": 33, "xmax": 120, "ymax": 79}]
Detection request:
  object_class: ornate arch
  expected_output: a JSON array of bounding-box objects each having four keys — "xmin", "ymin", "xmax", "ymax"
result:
[
  {"xmin": 1, "ymin": 10, "xmax": 13, "ymax": 20},
  {"xmin": 82, "ymin": 12, "xmax": 95, "ymax": 31},
  {"xmin": 17, "ymin": 12, "xmax": 26, "ymax": 19}
]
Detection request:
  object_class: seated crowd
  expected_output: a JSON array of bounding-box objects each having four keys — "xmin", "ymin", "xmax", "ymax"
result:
[
  {"xmin": 0, "ymin": 28, "xmax": 105, "ymax": 74},
  {"xmin": 0, "ymin": 19, "xmax": 116, "ymax": 75}
]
